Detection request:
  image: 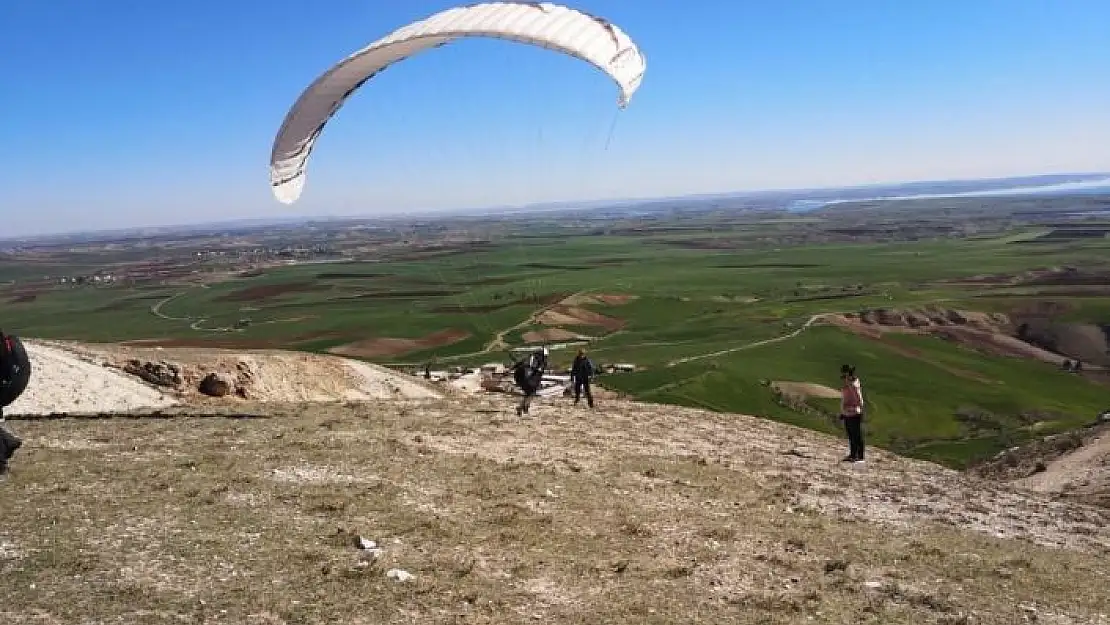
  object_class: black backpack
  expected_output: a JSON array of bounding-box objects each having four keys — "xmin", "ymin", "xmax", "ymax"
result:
[
  {"xmin": 0, "ymin": 331, "xmax": 32, "ymax": 408},
  {"xmin": 512, "ymin": 360, "xmax": 530, "ymax": 387}
]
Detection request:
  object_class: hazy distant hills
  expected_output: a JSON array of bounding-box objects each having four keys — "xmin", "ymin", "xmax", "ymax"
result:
[
  {"xmin": 7, "ymin": 173, "xmax": 1110, "ymax": 245},
  {"xmin": 511, "ymin": 173, "xmax": 1110, "ymax": 215}
]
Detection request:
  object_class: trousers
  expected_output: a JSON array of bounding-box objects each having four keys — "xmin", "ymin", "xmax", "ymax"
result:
[
  {"xmin": 842, "ymin": 415, "xmax": 864, "ymax": 460},
  {"xmin": 573, "ymin": 378, "xmax": 594, "ymax": 407}
]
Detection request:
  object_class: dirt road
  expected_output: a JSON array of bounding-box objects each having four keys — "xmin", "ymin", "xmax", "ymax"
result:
[{"xmin": 667, "ymin": 313, "xmax": 829, "ymax": 367}]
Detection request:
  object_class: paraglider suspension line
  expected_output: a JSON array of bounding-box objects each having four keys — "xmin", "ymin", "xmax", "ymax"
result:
[{"xmin": 603, "ymin": 110, "xmax": 620, "ymax": 151}]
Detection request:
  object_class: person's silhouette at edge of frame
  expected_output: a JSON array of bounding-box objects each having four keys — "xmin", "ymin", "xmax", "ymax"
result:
[{"xmin": 0, "ymin": 331, "xmax": 32, "ymax": 475}]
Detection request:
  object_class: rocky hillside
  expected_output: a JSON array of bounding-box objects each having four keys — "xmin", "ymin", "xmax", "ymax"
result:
[
  {"xmin": 972, "ymin": 418, "xmax": 1110, "ymax": 509},
  {"xmin": 3, "ymin": 344, "xmax": 1110, "ymax": 623},
  {"xmin": 825, "ymin": 305, "xmax": 1107, "ymax": 372},
  {"xmin": 4, "ymin": 340, "xmax": 441, "ymax": 416}
]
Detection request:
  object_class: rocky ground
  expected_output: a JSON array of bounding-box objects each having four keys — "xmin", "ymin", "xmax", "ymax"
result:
[
  {"xmin": 972, "ymin": 420, "xmax": 1110, "ymax": 509},
  {"xmin": 3, "ymin": 339, "xmax": 1110, "ymax": 623},
  {"xmin": 823, "ymin": 306, "xmax": 1109, "ymax": 377},
  {"xmin": 4, "ymin": 341, "xmax": 181, "ymax": 416},
  {"xmin": 3, "ymin": 391, "xmax": 1110, "ymax": 623},
  {"xmin": 3, "ymin": 340, "xmax": 441, "ymax": 417}
]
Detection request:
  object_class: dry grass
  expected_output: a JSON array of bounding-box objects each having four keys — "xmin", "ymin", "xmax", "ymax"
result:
[
  {"xmin": 326, "ymin": 329, "xmax": 471, "ymax": 359},
  {"xmin": 535, "ymin": 306, "xmax": 625, "ymax": 332},
  {"xmin": 3, "ymin": 397, "xmax": 1110, "ymax": 624}
]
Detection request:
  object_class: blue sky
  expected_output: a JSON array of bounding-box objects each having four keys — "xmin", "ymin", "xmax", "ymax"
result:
[{"xmin": 6, "ymin": 0, "xmax": 1110, "ymax": 235}]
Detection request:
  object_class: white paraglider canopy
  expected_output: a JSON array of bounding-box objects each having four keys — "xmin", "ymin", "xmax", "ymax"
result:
[{"xmin": 269, "ymin": 1, "xmax": 646, "ymax": 204}]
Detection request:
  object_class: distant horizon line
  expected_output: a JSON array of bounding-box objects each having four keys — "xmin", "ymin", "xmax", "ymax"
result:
[{"xmin": 6, "ymin": 170, "xmax": 1110, "ymax": 243}]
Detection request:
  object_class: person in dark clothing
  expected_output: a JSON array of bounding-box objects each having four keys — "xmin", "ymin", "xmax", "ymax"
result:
[
  {"xmin": 514, "ymin": 347, "xmax": 548, "ymax": 416},
  {"xmin": 512, "ymin": 359, "xmax": 538, "ymax": 415},
  {"xmin": 838, "ymin": 363, "xmax": 865, "ymax": 462},
  {"xmin": 0, "ymin": 331, "xmax": 32, "ymax": 474},
  {"xmin": 0, "ymin": 420, "xmax": 20, "ymax": 475},
  {"xmin": 570, "ymin": 348, "xmax": 595, "ymax": 408},
  {"xmin": 531, "ymin": 347, "xmax": 548, "ymax": 373}
]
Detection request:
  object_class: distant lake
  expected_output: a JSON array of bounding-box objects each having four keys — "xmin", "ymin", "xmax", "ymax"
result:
[{"xmin": 787, "ymin": 178, "xmax": 1110, "ymax": 212}]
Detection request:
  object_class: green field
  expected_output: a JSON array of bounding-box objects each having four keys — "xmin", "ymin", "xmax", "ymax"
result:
[{"xmin": 4, "ymin": 216, "xmax": 1109, "ymax": 469}]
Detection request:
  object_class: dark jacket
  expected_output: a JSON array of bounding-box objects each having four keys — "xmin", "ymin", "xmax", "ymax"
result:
[
  {"xmin": 513, "ymin": 353, "xmax": 546, "ymax": 394},
  {"xmin": 528, "ymin": 350, "xmax": 548, "ymax": 374},
  {"xmin": 571, "ymin": 355, "xmax": 595, "ymax": 382},
  {"xmin": 0, "ymin": 331, "xmax": 31, "ymax": 409}
]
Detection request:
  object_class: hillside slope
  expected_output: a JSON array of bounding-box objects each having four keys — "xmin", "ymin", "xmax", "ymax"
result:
[
  {"xmin": 4, "ymin": 340, "xmax": 179, "ymax": 416},
  {"xmin": 1015, "ymin": 429, "xmax": 1110, "ymax": 504},
  {"xmin": 4, "ymin": 339, "xmax": 440, "ymax": 416},
  {"xmin": 3, "ymin": 389, "xmax": 1110, "ymax": 623},
  {"xmin": 973, "ymin": 421, "xmax": 1110, "ymax": 509}
]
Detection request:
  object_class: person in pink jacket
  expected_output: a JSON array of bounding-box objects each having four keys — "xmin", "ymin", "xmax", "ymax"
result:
[{"xmin": 839, "ymin": 364, "xmax": 865, "ymax": 462}]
